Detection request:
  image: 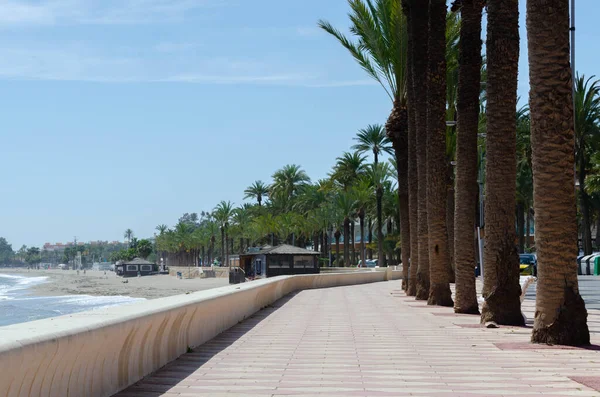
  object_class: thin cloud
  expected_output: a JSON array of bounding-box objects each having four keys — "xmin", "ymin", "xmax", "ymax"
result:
[
  {"xmin": 0, "ymin": 0, "xmax": 228, "ymax": 27},
  {"xmin": 160, "ymin": 73, "xmax": 312, "ymax": 85},
  {"xmin": 304, "ymin": 79, "xmax": 378, "ymax": 88},
  {"xmin": 0, "ymin": 43, "xmax": 377, "ymax": 88},
  {"xmin": 296, "ymin": 26, "xmax": 322, "ymax": 38}
]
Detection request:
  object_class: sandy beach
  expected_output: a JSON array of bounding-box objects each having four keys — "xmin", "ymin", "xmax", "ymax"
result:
[{"xmin": 0, "ymin": 269, "xmax": 230, "ymax": 299}]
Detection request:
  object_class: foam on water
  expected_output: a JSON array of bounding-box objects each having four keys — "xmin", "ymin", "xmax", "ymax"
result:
[
  {"xmin": 0, "ymin": 274, "xmax": 49, "ymax": 301},
  {"xmin": 0, "ymin": 273, "xmax": 145, "ymax": 326}
]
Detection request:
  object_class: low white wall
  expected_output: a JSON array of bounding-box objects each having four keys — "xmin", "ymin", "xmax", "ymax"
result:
[{"xmin": 0, "ymin": 270, "xmax": 400, "ymax": 397}]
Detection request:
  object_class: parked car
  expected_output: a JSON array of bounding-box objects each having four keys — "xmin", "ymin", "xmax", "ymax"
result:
[
  {"xmin": 358, "ymin": 259, "xmax": 378, "ymax": 268},
  {"xmin": 519, "ymin": 254, "xmax": 537, "ymax": 276}
]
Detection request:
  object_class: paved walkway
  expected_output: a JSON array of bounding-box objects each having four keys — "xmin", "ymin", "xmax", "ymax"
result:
[{"xmin": 117, "ymin": 280, "xmax": 600, "ymax": 397}]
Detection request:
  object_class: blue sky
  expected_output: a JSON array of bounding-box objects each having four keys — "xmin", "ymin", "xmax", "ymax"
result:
[{"xmin": 1, "ymin": 0, "xmax": 598, "ymax": 248}]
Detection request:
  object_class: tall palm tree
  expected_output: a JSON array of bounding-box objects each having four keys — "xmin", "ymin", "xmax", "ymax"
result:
[
  {"xmin": 124, "ymin": 229, "xmax": 134, "ymax": 247},
  {"xmin": 368, "ymin": 163, "xmax": 391, "ymax": 266},
  {"xmin": 213, "ymin": 201, "xmax": 234, "ymax": 269},
  {"xmin": 452, "ymin": 0, "xmax": 483, "ymax": 315},
  {"xmin": 444, "ymin": 11, "xmax": 461, "ymax": 284},
  {"xmin": 335, "ymin": 191, "xmax": 357, "ymax": 267},
  {"xmin": 527, "ymin": 0, "xmax": 589, "ymax": 346},
  {"xmin": 425, "ymin": 0, "xmax": 452, "ymax": 307},
  {"xmin": 320, "ymin": 0, "xmax": 410, "ymax": 288},
  {"xmin": 351, "ymin": 124, "xmax": 394, "ymax": 166},
  {"xmin": 516, "ymin": 106, "xmax": 533, "ymax": 254},
  {"xmin": 574, "ymin": 75, "xmax": 600, "ymax": 255},
  {"xmin": 331, "ymin": 151, "xmax": 368, "ymax": 190},
  {"xmin": 407, "ymin": 0, "xmax": 430, "ymax": 300},
  {"xmin": 233, "ymin": 206, "xmax": 252, "ymax": 254},
  {"xmin": 155, "ymin": 224, "xmax": 168, "ymax": 235},
  {"xmin": 480, "ymin": 0, "xmax": 523, "ymax": 326},
  {"xmin": 401, "ymin": 0, "xmax": 419, "ymax": 295},
  {"xmin": 352, "ymin": 179, "xmax": 373, "ymax": 268},
  {"xmin": 270, "ymin": 164, "xmax": 311, "ymax": 209},
  {"xmin": 244, "ymin": 180, "xmax": 269, "ymax": 207}
]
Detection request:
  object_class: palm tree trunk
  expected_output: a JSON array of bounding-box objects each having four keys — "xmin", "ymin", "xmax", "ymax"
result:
[
  {"xmin": 517, "ymin": 202, "xmax": 525, "ymax": 253},
  {"xmin": 350, "ymin": 222, "xmax": 356, "ymax": 266},
  {"xmin": 343, "ymin": 217, "xmax": 350, "ymax": 267},
  {"xmin": 404, "ymin": 2, "xmax": 419, "ymax": 296},
  {"xmin": 376, "ymin": 187, "xmax": 385, "ymax": 267},
  {"xmin": 580, "ymin": 179, "xmax": 593, "ymax": 255},
  {"xmin": 220, "ymin": 229, "xmax": 225, "ymax": 267},
  {"xmin": 526, "ymin": 208, "xmax": 531, "ymax": 249},
  {"xmin": 359, "ymin": 213, "xmax": 366, "ymax": 267},
  {"xmin": 335, "ymin": 230, "xmax": 341, "ymax": 266},
  {"xmin": 239, "ymin": 238, "xmax": 244, "ymax": 255},
  {"xmin": 446, "ymin": 175, "xmax": 456, "ymax": 283},
  {"xmin": 527, "ymin": 0, "xmax": 589, "ymax": 345},
  {"xmin": 595, "ymin": 213, "xmax": 600, "ymax": 249},
  {"xmin": 481, "ymin": 0, "xmax": 523, "ymax": 325},
  {"xmin": 426, "ymin": 0, "xmax": 453, "ymax": 307},
  {"xmin": 410, "ymin": 0, "xmax": 430, "ymax": 300},
  {"xmin": 368, "ymin": 218, "xmax": 373, "ymax": 260}
]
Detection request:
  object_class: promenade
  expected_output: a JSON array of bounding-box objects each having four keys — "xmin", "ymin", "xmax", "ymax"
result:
[{"xmin": 117, "ymin": 279, "xmax": 600, "ymax": 397}]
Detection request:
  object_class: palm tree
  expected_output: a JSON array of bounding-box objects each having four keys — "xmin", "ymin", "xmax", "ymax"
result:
[
  {"xmin": 516, "ymin": 106, "xmax": 533, "ymax": 254},
  {"xmin": 368, "ymin": 163, "xmax": 391, "ymax": 267},
  {"xmin": 402, "ymin": 0, "xmax": 419, "ymax": 295},
  {"xmin": 244, "ymin": 180, "xmax": 269, "ymax": 207},
  {"xmin": 213, "ymin": 201, "xmax": 234, "ymax": 269},
  {"xmin": 331, "ymin": 151, "xmax": 368, "ymax": 190},
  {"xmin": 480, "ymin": 0, "xmax": 523, "ymax": 326},
  {"xmin": 124, "ymin": 229, "xmax": 134, "ymax": 247},
  {"xmin": 407, "ymin": 0, "xmax": 430, "ymax": 300},
  {"xmin": 424, "ymin": 0, "xmax": 452, "ymax": 307},
  {"xmin": 452, "ymin": 0, "xmax": 483, "ymax": 315},
  {"xmin": 335, "ymin": 191, "xmax": 357, "ymax": 267},
  {"xmin": 444, "ymin": 11, "xmax": 461, "ymax": 284},
  {"xmin": 155, "ymin": 224, "xmax": 168, "ymax": 235},
  {"xmin": 527, "ymin": 0, "xmax": 589, "ymax": 346},
  {"xmin": 574, "ymin": 75, "xmax": 600, "ymax": 255},
  {"xmin": 352, "ymin": 179, "xmax": 373, "ymax": 268},
  {"xmin": 233, "ymin": 206, "xmax": 252, "ymax": 253},
  {"xmin": 351, "ymin": 124, "xmax": 394, "ymax": 166},
  {"xmin": 319, "ymin": 0, "xmax": 410, "ymax": 276},
  {"xmin": 270, "ymin": 164, "xmax": 311, "ymax": 209}
]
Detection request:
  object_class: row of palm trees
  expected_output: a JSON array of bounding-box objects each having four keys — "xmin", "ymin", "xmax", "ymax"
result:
[
  {"xmin": 318, "ymin": 0, "xmax": 589, "ymax": 346},
  {"xmin": 155, "ymin": 130, "xmax": 401, "ymax": 271}
]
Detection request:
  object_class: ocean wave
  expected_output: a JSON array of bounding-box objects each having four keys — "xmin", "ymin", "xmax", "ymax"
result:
[{"xmin": 0, "ymin": 274, "xmax": 49, "ymax": 299}]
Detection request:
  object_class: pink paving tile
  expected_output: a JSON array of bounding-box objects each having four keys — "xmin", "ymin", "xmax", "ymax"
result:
[
  {"xmin": 407, "ymin": 304, "xmax": 447, "ymax": 309},
  {"xmin": 569, "ymin": 376, "xmax": 600, "ymax": 391},
  {"xmin": 431, "ymin": 312, "xmax": 481, "ymax": 317},
  {"xmin": 116, "ymin": 280, "xmax": 600, "ymax": 397},
  {"xmin": 495, "ymin": 341, "xmax": 600, "ymax": 350},
  {"xmin": 454, "ymin": 323, "xmax": 484, "ymax": 328}
]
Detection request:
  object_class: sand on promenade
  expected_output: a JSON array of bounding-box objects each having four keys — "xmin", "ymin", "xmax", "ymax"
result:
[{"xmin": 0, "ymin": 269, "xmax": 230, "ymax": 299}]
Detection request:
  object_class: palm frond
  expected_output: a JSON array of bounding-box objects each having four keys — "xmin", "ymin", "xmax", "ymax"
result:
[{"xmin": 318, "ymin": 0, "xmax": 408, "ymax": 103}]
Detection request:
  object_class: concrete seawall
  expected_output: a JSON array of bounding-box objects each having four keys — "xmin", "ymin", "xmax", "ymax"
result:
[{"xmin": 0, "ymin": 269, "xmax": 400, "ymax": 397}]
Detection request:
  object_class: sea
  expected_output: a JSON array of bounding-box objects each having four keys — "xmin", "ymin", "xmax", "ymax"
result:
[{"xmin": 0, "ymin": 274, "xmax": 145, "ymax": 327}]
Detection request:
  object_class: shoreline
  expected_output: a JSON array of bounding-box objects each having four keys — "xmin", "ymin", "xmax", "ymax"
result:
[{"xmin": 0, "ymin": 269, "xmax": 230, "ymax": 300}]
